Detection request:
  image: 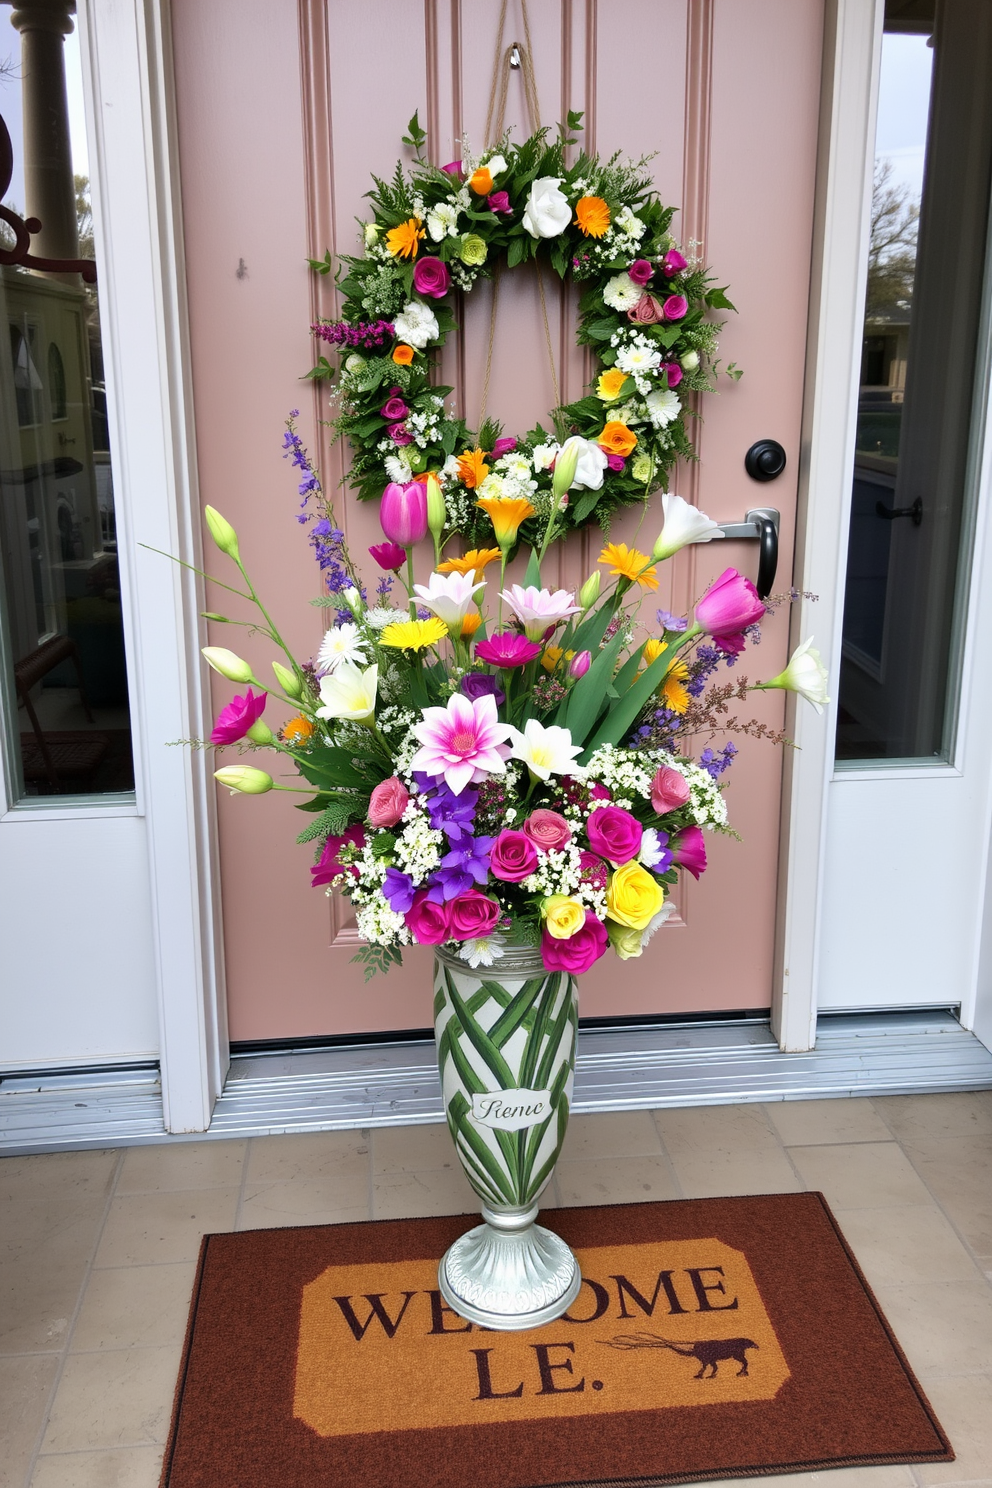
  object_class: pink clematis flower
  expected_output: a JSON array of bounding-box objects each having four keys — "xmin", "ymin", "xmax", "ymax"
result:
[
  {"xmin": 409, "ymin": 691, "xmax": 513, "ymax": 795},
  {"xmin": 500, "ymin": 585, "xmax": 582, "ymax": 642},
  {"xmin": 475, "ymin": 632, "xmax": 542, "ymax": 668},
  {"xmin": 671, "ymin": 825, "xmax": 707, "ymax": 879},
  {"xmin": 210, "ymin": 687, "xmax": 267, "ymax": 745}
]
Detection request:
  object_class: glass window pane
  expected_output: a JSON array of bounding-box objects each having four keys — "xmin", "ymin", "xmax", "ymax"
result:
[
  {"xmin": 0, "ymin": 9, "xmax": 134, "ymax": 798},
  {"xmin": 836, "ymin": 0, "xmax": 992, "ymax": 763}
]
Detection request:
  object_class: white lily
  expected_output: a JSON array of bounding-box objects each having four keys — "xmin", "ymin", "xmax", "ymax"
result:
[
  {"xmin": 507, "ymin": 719, "xmax": 583, "ymax": 782},
  {"xmin": 315, "ymin": 623, "xmax": 368, "ymax": 675},
  {"xmin": 413, "ymin": 570, "xmax": 485, "ymax": 632},
  {"xmin": 757, "ymin": 638, "xmax": 830, "ymax": 713},
  {"xmin": 651, "ymin": 493, "xmax": 724, "ymax": 561},
  {"xmin": 560, "ymin": 434, "xmax": 608, "ymax": 492},
  {"xmin": 315, "ymin": 661, "xmax": 378, "ymax": 724}
]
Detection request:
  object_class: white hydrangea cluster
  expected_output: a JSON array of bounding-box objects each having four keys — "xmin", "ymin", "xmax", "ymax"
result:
[
  {"xmin": 494, "ymin": 452, "xmax": 539, "ymax": 501},
  {"xmin": 355, "ymin": 898, "xmax": 411, "ymax": 946},
  {"xmin": 662, "ymin": 755, "xmax": 729, "ymax": 829},
  {"xmin": 407, "ymin": 394, "xmax": 445, "ymax": 449}
]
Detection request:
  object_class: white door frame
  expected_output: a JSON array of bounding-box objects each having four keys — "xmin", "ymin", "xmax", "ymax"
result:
[{"xmin": 75, "ymin": 0, "xmax": 227, "ymax": 1129}]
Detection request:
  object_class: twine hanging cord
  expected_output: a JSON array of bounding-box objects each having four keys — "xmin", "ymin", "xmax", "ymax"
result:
[{"xmin": 477, "ymin": 0, "xmax": 560, "ymax": 427}]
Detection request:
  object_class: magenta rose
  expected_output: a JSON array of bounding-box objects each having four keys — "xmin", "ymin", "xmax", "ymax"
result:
[
  {"xmin": 663, "ymin": 363, "xmax": 683, "ymax": 388},
  {"xmin": 442, "ymin": 160, "xmax": 463, "ymax": 178},
  {"xmin": 628, "ymin": 258, "xmax": 654, "ymax": 285},
  {"xmin": 696, "ymin": 567, "xmax": 766, "ymax": 640},
  {"xmin": 405, "ymin": 890, "xmax": 452, "ymax": 944},
  {"xmin": 650, "ymin": 765, "xmax": 691, "ymax": 815},
  {"xmin": 492, "ymin": 436, "xmax": 517, "ymax": 457},
  {"xmin": 541, "ymin": 912, "xmax": 609, "ymax": 974},
  {"xmin": 663, "ymin": 294, "xmax": 688, "ymax": 321},
  {"xmin": 586, "ymin": 805, "xmax": 643, "ymax": 865},
  {"xmin": 368, "ymin": 775, "xmax": 410, "ymax": 828},
  {"xmin": 380, "ymin": 394, "xmax": 409, "ymax": 421},
  {"xmin": 627, "ymin": 292, "xmax": 666, "ymax": 325},
  {"xmin": 489, "ymin": 829, "xmax": 539, "ymax": 882},
  {"xmin": 388, "ymin": 422, "xmax": 413, "ymax": 446},
  {"xmin": 412, "ymin": 256, "xmax": 451, "ymax": 299},
  {"xmin": 672, "ymin": 825, "xmax": 707, "ymax": 880},
  {"xmin": 663, "ymin": 249, "xmax": 688, "ymax": 276},
  {"xmin": 589, "ymin": 782, "xmax": 611, "ymax": 802},
  {"xmin": 578, "ymin": 850, "xmax": 608, "ymax": 891},
  {"xmin": 449, "ymin": 890, "xmax": 501, "ymax": 939},
  {"xmin": 487, "ymin": 191, "xmax": 512, "ymax": 215},
  {"xmin": 523, "ymin": 809, "xmax": 572, "ymax": 853},
  {"xmin": 606, "ymin": 454, "xmax": 626, "ymax": 472},
  {"xmin": 311, "ymin": 824, "xmax": 365, "ymax": 888}
]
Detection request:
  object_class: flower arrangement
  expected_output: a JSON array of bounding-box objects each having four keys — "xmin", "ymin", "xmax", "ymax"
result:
[
  {"xmin": 307, "ymin": 113, "xmax": 739, "ymax": 545},
  {"xmin": 200, "ymin": 423, "xmax": 828, "ymax": 981}
]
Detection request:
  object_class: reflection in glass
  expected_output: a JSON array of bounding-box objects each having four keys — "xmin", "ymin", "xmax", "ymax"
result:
[
  {"xmin": 0, "ymin": 5, "xmax": 133, "ymax": 797},
  {"xmin": 836, "ymin": 0, "xmax": 992, "ymax": 762}
]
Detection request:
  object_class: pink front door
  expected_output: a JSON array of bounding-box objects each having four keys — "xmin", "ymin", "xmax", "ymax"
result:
[{"xmin": 171, "ymin": 0, "xmax": 823, "ymax": 1041}]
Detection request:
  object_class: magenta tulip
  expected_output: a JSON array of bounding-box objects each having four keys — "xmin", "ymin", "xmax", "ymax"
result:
[
  {"xmin": 568, "ymin": 650, "xmax": 591, "ymax": 680},
  {"xmin": 671, "ymin": 825, "xmax": 707, "ymax": 879},
  {"xmin": 412, "ymin": 256, "xmax": 451, "ymax": 299},
  {"xmin": 696, "ymin": 567, "xmax": 766, "ymax": 641},
  {"xmin": 380, "ymin": 481, "xmax": 428, "ymax": 546},
  {"xmin": 369, "ymin": 541, "xmax": 407, "ymax": 571},
  {"xmin": 210, "ymin": 687, "xmax": 267, "ymax": 745},
  {"xmin": 442, "ymin": 160, "xmax": 464, "ymax": 178}
]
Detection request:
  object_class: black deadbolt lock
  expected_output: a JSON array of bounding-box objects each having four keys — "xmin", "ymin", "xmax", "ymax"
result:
[{"xmin": 745, "ymin": 439, "xmax": 787, "ymax": 482}]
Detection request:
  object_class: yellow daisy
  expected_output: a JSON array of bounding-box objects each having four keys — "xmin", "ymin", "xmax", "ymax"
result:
[
  {"xmin": 437, "ymin": 547, "xmax": 502, "ymax": 578},
  {"xmin": 281, "ymin": 714, "xmax": 315, "ymax": 744},
  {"xmin": 380, "ymin": 617, "xmax": 448, "ymax": 651},
  {"xmin": 659, "ymin": 660, "xmax": 691, "ymax": 714},
  {"xmin": 598, "ymin": 542, "xmax": 659, "ymax": 590},
  {"xmin": 642, "ymin": 638, "xmax": 668, "ymax": 666}
]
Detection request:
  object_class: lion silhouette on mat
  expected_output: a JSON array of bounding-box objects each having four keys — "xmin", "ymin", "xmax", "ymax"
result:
[{"xmin": 600, "ymin": 1331, "xmax": 760, "ymax": 1378}]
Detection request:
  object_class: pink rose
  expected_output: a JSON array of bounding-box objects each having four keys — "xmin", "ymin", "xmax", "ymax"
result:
[
  {"xmin": 663, "ymin": 249, "xmax": 688, "ymax": 276},
  {"xmin": 578, "ymin": 850, "xmax": 608, "ymax": 891},
  {"xmin": 586, "ymin": 805, "xmax": 643, "ymax": 865},
  {"xmin": 489, "ymin": 829, "xmax": 539, "ymax": 883},
  {"xmin": 663, "ymin": 363, "xmax": 683, "ymax": 388},
  {"xmin": 650, "ymin": 765, "xmax": 691, "ymax": 815},
  {"xmin": 492, "ymin": 436, "xmax": 517, "ymax": 457},
  {"xmin": 388, "ymin": 422, "xmax": 413, "ymax": 446},
  {"xmin": 412, "ymin": 256, "xmax": 451, "ymax": 299},
  {"xmin": 380, "ymin": 394, "xmax": 409, "ymax": 421},
  {"xmin": 627, "ymin": 292, "xmax": 666, "ymax": 325},
  {"xmin": 541, "ymin": 912, "xmax": 609, "ymax": 974},
  {"xmin": 523, "ymin": 809, "xmax": 572, "ymax": 853},
  {"xmin": 405, "ymin": 890, "xmax": 451, "ymax": 944},
  {"xmin": 487, "ymin": 191, "xmax": 512, "ymax": 215},
  {"xmin": 368, "ymin": 775, "xmax": 410, "ymax": 828},
  {"xmin": 672, "ymin": 825, "xmax": 707, "ymax": 879},
  {"xmin": 663, "ymin": 294, "xmax": 688, "ymax": 321},
  {"xmin": 449, "ymin": 890, "xmax": 501, "ymax": 939},
  {"xmin": 628, "ymin": 258, "xmax": 654, "ymax": 285},
  {"xmin": 696, "ymin": 567, "xmax": 766, "ymax": 640},
  {"xmin": 606, "ymin": 453, "xmax": 626, "ymax": 472}
]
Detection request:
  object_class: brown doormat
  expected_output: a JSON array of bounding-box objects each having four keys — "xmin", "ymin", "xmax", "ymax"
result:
[{"xmin": 162, "ymin": 1192, "xmax": 952, "ymax": 1487}]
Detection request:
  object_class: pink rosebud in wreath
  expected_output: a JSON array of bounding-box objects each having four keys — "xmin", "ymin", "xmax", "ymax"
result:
[
  {"xmin": 663, "ymin": 249, "xmax": 688, "ymax": 276},
  {"xmin": 663, "ymin": 294, "xmax": 688, "ymax": 321},
  {"xmin": 442, "ymin": 160, "xmax": 464, "ymax": 178},
  {"xmin": 606, "ymin": 453, "xmax": 626, "ymax": 473},
  {"xmin": 663, "ymin": 363, "xmax": 683, "ymax": 389},
  {"xmin": 628, "ymin": 258, "xmax": 654, "ymax": 285},
  {"xmin": 650, "ymin": 764, "xmax": 691, "ymax": 815},
  {"xmin": 627, "ymin": 292, "xmax": 666, "ymax": 325},
  {"xmin": 412, "ymin": 256, "xmax": 451, "ymax": 299},
  {"xmin": 388, "ymin": 422, "xmax": 414, "ymax": 446},
  {"xmin": 492, "ymin": 436, "xmax": 518, "ymax": 458},
  {"xmin": 380, "ymin": 394, "xmax": 409, "ymax": 421},
  {"xmin": 487, "ymin": 190, "xmax": 512, "ymax": 215}
]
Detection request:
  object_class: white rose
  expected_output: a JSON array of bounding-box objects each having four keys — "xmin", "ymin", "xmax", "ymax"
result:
[
  {"xmin": 681, "ymin": 350, "xmax": 700, "ymax": 371},
  {"xmin": 532, "ymin": 442, "xmax": 560, "ymax": 472},
  {"xmin": 603, "ymin": 273, "xmax": 642, "ymax": 311},
  {"xmin": 561, "ymin": 435, "xmax": 609, "ymax": 492},
  {"xmin": 393, "ymin": 301, "xmax": 439, "ymax": 350},
  {"xmin": 522, "ymin": 177, "xmax": 572, "ymax": 239}
]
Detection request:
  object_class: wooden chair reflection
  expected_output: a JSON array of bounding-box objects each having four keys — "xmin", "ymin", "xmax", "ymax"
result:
[{"xmin": 13, "ymin": 636, "xmax": 109, "ymax": 791}]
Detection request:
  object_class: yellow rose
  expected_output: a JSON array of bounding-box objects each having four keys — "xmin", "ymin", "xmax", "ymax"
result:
[
  {"xmin": 607, "ymin": 920, "xmax": 644, "ymax": 960},
  {"xmin": 459, "ymin": 234, "xmax": 488, "ymax": 266},
  {"xmin": 605, "ymin": 862, "xmax": 667, "ymax": 931},
  {"xmin": 542, "ymin": 895, "xmax": 587, "ymax": 940}
]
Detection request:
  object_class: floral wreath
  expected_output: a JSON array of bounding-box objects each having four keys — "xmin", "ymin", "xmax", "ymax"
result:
[{"xmin": 307, "ymin": 113, "xmax": 737, "ymax": 549}]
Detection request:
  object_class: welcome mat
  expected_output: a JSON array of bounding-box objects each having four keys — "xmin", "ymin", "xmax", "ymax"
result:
[{"xmin": 161, "ymin": 1193, "xmax": 952, "ymax": 1487}]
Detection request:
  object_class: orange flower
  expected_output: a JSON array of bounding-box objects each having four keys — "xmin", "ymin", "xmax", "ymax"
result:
[
  {"xmin": 598, "ymin": 541, "xmax": 658, "ymax": 590},
  {"xmin": 392, "ymin": 344, "xmax": 415, "ymax": 365},
  {"xmin": 457, "ymin": 448, "xmax": 491, "ymax": 490},
  {"xmin": 575, "ymin": 196, "xmax": 611, "ymax": 238},
  {"xmin": 469, "ymin": 167, "xmax": 494, "ymax": 196},
  {"xmin": 597, "ymin": 368, "xmax": 627, "ymax": 401},
  {"xmin": 597, "ymin": 421, "xmax": 638, "ymax": 458},
  {"xmin": 477, "ymin": 495, "xmax": 537, "ymax": 548},
  {"xmin": 437, "ymin": 547, "xmax": 502, "ymax": 578},
  {"xmin": 385, "ymin": 217, "xmax": 425, "ymax": 259},
  {"xmin": 460, "ymin": 611, "xmax": 483, "ymax": 639},
  {"xmin": 282, "ymin": 715, "xmax": 315, "ymax": 744}
]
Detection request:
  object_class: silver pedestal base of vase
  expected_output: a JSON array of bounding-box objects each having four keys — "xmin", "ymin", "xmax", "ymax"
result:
[{"xmin": 438, "ymin": 1201, "xmax": 582, "ymax": 1330}]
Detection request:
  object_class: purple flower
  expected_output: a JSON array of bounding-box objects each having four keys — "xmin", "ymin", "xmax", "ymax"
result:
[
  {"xmin": 475, "ymin": 632, "xmax": 542, "ymax": 668},
  {"xmin": 460, "ymin": 672, "xmax": 506, "ymax": 706},
  {"xmin": 427, "ymin": 834, "xmax": 494, "ymax": 901},
  {"xmin": 383, "ymin": 867, "xmax": 417, "ymax": 914},
  {"xmin": 369, "ymin": 541, "xmax": 407, "ymax": 571},
  {"xmin": 412, "ymin": 256, "xmax": 451, "ymax": 299},
  {"xmin": 415, "ymin": 774, "xmax": 479, "ymax": 845},
  {"xmin": 663, "ymin": 249, "xmax": 688, "ymax": 276},
  {"xmin": 699, "ymin": 742, "xmax": 737, "ymax": 780},
  {"xmin": 656, "ymin": 609, "xmax": 689, "ymax": 633},
  {"xmin": 606, "ymin": 453, "xmax": 626, "ymax": 473},
  {"xmin": 663, "ymin": 363, "xmax": 683, "ymax": 388},
  {"xmin": 380, "ymin": 394, "xmax": 409, "ymax": 421},
  {"xmin": 388, "ymin": 421, "xmax": 413, "ymax": 446},
  {"xmin": 491, "ymin": 436, "xmax": 517, "ymax": 457},
  {"xmin": 311, "ymin": 319, "xmax": 394, "ymax": 349},
  {"xmin": 629, "ymin": 258, "xmax": 654, "ymax": 285},
  {"xmin": 210, "ymin": 687, "xmax": 267, "ymax": 745}
]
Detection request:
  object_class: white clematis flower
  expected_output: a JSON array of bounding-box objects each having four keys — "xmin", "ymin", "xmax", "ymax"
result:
[
  {"xmin": 413, "ymin": 570, "xmax": 485, "ymax": 631},
  {"xmin": 758, "ymin": 638, "xmax": 830, "ymax": 714},
  {"xmin": 521, "ymin": 177, "xmax": 572, "ymax": 239},
  {"xmin": 560, "ymin": 434, "xmax": 609, "ymax": 492},
  {"xmin": 651, "ymin": 493, "xmax": 724, "ymax": 561},
  {"xmin": 507, "ymin": 719, "xmax": 583, "ymax": 781},
  {"xmin": 315, "ymin": 661, "xmax": 378, "ymax": 724},
  {"xmin": 638, "ymin": 828, "xmax": 669, "ymax": 869},
  {"xmin": 315, "ymin": 623, "xmax": 369, "ymax": 675},
  {"xmin": 393, "ymin": 301, "xmax": 440, "ymax": 350}
]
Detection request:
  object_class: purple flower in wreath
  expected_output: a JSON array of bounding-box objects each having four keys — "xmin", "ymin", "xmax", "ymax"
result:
[
  {"xmin": 426, "ymin": 834, "xmax": 495, "ymax": 902},
  {"xmin": 380, "ymin": 394, "xmax": 409, "ymax": 421},
  {"xmin": 383, "ymin": 867, "xmax": 417, "ymax": 914},
  {"xmin": 606, "ymin": 453, "xmax": 626, "ymax": 473}
]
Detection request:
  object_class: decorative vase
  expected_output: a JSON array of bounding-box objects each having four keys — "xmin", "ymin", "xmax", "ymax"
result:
[{"xmin": 433, "ymin": 943, "xmax": 582, "ymax": 1330}]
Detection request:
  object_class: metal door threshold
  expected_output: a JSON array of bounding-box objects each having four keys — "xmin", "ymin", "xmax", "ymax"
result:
[{"xmin": 2, "ymin": 1010, "xmax": 990, "ymax": 1153}]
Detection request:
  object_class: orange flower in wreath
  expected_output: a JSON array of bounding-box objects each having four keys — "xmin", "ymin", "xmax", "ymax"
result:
[
  {"xmin": 392, "ymin": 344, "xmax": 415, "ymax": 365},
  {"xmin": 456, "ymin": 448, "xmax": 491, "ymax": 490},
  {"xmin": 597, "ymin": 421, "xmax": 638, "ymax": 458},
  {"xmin": 282, "ymin": 715, "xmax": 315, "ymax": 744},
  {"xmin": 575, "ymin": 196, "xmax": 611, "ymax": 238},
  {"xmin": 386, "ymin": 218, "xmax": 425, "ymax": 259},
  {"xmin": 469, "ymin": 166, "xmax": 494, "ymax": 196}
]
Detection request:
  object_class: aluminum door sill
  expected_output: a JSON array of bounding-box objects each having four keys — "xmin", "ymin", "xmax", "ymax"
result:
[{"xmin": 1, "ymin": 1010, "xmax": 990, "ymax": 1153}]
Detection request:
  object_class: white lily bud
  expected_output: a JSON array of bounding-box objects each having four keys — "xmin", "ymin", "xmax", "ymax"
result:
[
  {"xmin": 202, "ymin": 647, "xmax": 253, "ymax": 683},
  {"xmin": 651, "ymin": 492, "xmax": 724, "ymax": 562},
  {"xmin": 272, "ymin": 661, "xmax": 302, "ymax": 698},
  {"xmin": 214, "ymin": 765, "xmax": 273, "ymax": 795},
  {"xmin": 204, "ymin": 506, "xmax": 240, "ymax": 561}
]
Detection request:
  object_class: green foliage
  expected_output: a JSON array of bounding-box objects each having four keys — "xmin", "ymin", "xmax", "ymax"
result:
[
  {"xmin": 295, "ymin": 802, "xmax": 353, "ymax": 845},
  {"xmin": 351, "ymin": 944, "xmax": 403, "ymax": 981}
]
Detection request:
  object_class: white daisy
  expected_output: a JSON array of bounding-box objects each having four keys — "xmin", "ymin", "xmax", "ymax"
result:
[
  {"xmin": 384, "ymin": 451, "xmax": 414, "ymax": 483},
  {"xmin": 645, "ymin": 388, "xmax": 681, "ymax": 427},
  {"xmin": 459, "ymin": 933, "xmax": 506, "ymax": 969},
  {"xmin": 316, "ymin": 623, "xmax": 369, "ymax": 675},
  {"xmin": 426, "ymin": 202, "xmax": 460, "ymax": 241},
  {"xmin": 393, "ymin": 301, "xmax": 440, "ymax": 350},
  {"xmin": 603, "ymin": 273, "xmax": 642, "ymax": 311},
  {"xmin": 617, "ymin": 343, "xmax": 663, "ymax": 376}
]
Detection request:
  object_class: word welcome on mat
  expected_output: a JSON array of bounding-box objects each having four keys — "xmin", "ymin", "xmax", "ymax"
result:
[{"xmin": 162, "ymin": 1193, "xmax": 952, "ymax": 1488}]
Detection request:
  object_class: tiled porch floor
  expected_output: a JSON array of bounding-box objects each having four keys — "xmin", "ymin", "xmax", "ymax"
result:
[{"xmin": 2, "ymin": 1091, "xmax": 991, "ymax": 1488}]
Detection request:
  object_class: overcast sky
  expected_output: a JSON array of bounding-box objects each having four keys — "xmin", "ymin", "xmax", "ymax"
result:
[{"xmin": 875, "ymin": 31, "xmax": 933, "ymax": 203}]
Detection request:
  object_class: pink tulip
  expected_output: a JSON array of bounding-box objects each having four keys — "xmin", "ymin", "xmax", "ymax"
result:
[
  {"xmin": 442, "ymin": 160, "xmax": 464, "ymax": 178},
  {"xmin": 568, "ymin": 650, "xmax": 591, "ymax": 679},
  {"xmin": 369, "ymin": 541, "xmax": 407, "ymax": 571},
  {"xmin": 380, "ymin": 481, "xmax": 428, "ymax": 547},
  {"xmin": 650, "ymin": 764, "xmax": 691, "ymax": 815},
  {"xmin": 671, "ymin": 825, "xmax": 707, "ymax": 879},
  {"xmin": 696, "ymin": 568, "xmax": 766, "ymax": 640}
]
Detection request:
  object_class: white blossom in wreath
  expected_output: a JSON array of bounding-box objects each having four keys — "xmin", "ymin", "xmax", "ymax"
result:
[
  {"xmin": 393, "ymin": 301, "xmax": 439, "ymax": 349},
  {"xmin": 561, "ymin": 435, "xmax": 609, "ymax": 492},
  {"xmin": 616, "ymin": 342, "xmax": 662, "ymax": 377},
  {"xmin": 522, "ymin": 177, "xmax": 572, "ymax": 239},
  {"xmin": 532, "ymin": 441, "xmax": 560, "ymax": 472},
  {"xmin": 603, "ymin": 272, "xmax": 643, "ymax": 311},
  {"xmin": 646, "ymin": 388, "xmax": 682, "ymax": 428},
  {"xmin": 426, "ymin": 202, "xmax": 460, "ymax": 241}
]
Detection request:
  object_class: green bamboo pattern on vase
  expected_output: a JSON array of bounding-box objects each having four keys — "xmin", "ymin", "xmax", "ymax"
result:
[{"xmin": 433, "ymin": 948, "xmax": 579, "ymax": 1210}]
